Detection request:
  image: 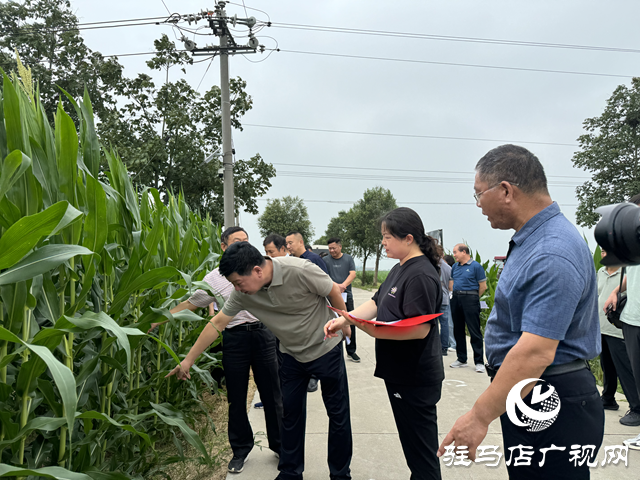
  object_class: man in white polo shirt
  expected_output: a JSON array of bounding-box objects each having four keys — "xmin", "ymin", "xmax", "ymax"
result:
[{"xmin": 152, "ymin": 227, "xmax": 282, "ymax": 473}]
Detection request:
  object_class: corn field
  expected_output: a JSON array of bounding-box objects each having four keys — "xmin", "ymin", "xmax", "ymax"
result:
[{"xmin": 0, "ymin": 68, "xmax": 226, "ymax": 479}]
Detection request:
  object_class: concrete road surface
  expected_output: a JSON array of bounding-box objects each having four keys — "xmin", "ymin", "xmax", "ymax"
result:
[{"xmin": 228, "ymin": 287, "xmax": 639, "ymax": 479}]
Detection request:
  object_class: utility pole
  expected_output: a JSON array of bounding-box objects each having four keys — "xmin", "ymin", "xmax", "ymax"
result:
[
  {"xmin": 218, "ymin": 2, "xmax": 234, "ymax": 228},
  {"xmin": 167, "ymin": 3, "xmax": 264, "ymax": 229}
]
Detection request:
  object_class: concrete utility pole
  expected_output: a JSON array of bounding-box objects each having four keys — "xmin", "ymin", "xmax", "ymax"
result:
[
  {"xmin": 168, "ymin": 3, "xmax": 264, "ymax": 229},
  {"xmin": 218, "ymin": 2, "xmax": 234, "ymax": 228}
]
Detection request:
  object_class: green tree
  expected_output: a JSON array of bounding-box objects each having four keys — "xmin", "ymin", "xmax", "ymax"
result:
[
  {"xmin": 573, "ymin": 77, "xmax": 640, "ymax": 227},
  {"xmin": 99, "ymin": 35, "xmax": 275, "ymax": 222},
  {"xmin": 0, "ymin": 0, "xmax": 124, "ymax": 121},
  {"xmin": 350, "ymin": 187, "xmax": 397, "ymax": 285},
  {"xmin": 258, "ymin": 196, "xmax": 314, "ymax": 241}
]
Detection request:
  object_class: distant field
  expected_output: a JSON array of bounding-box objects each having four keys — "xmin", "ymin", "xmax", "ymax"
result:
[{"xmin": 353, "ymin": 270, "xmax": 388, "ymax": 291}]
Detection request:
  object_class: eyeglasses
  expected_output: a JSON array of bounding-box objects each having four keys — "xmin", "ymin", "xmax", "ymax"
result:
[{"xmin": 473, "ymin": 182, "xmax": 519, "ymax": 203}]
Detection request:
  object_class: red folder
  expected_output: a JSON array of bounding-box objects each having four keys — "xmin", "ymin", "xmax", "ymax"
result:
[{"xmin": 328, "ymin": 306, "xmax": 442, "ymax": 327}]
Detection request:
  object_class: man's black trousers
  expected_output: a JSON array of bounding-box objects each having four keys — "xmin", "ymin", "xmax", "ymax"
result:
[
  {"xmin": 345, "ymin": 293, "xmax": 357, "ymax": 356},
  {"xmin": 622, "ymin": 322, "xmax": 640, "ymax": 401},
  {"xmin": 385, "ymin": 381, "xmax": 442, "ymax": 480},
  {"xmin": 451, "ymin": 294, "xmax": 484, "ymax": 365},
  {"xmin": 222, "ymin": 324, "xmax": 283, "ymax": 459},
  {"xmin": 600, "ymin": 334, "xmax": 640, "ymax": 411},
  {"xmin": 277, "ymin": 344, "xmax": 352, "ymax": 480},
  {"xmin": 499, "ymin": 368, "xmax": 604, "ymax": 480}
]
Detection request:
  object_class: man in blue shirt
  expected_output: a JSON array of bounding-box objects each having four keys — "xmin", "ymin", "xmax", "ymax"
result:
[
  {"xmin": 438, "ymin": 144, "xmax": 603, "ymax": 479},
  {"xmin": 286, "ymin": 232, "xmax": 329, "ymax": 274},
  {"xmin": 449, "ymin": 244, "xmax": 487, "ymax": 372}
]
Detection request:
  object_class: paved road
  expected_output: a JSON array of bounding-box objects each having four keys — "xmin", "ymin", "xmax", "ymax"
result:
[{"xmin": 228, "ymin": 287, "xmax": 639, "ymax": 479}]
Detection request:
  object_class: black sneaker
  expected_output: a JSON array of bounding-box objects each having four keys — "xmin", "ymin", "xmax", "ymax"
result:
[
  {"xmin": 442, "ymin": 349, "xmax": 448, "ymax": 356},
  {"xmin": 620, "ymin": 410, "xmax": 640, "ymax": 426},
  {"xmin": 228, "ymin": 455, "xmax": 247, "ymax": 473},
  {"xmin": 307, "ymin": 378, "xmax": 319, "ymax": 392},
  {"xmin": 348, "ymin": 353, "xmax": 361, "ymax": 363},
  {"xmin": 254, "ymin": 402, "xmax": 264, "ymax": 409},
  {"xmin": 602, "ymin": 397, "xmax": 619, "ymax": 411}
]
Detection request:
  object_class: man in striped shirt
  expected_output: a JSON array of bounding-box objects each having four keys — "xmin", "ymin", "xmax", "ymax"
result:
[{"xmin": 152, "ymin": 227, "xmax": 282, "ymax": 474}]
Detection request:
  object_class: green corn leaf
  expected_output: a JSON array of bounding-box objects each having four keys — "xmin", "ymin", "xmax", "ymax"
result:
[
  {"xmin": 151, "ymin": 403, "xmax": 210, "ymax": 462},
  {"xmin": 0, "ymin": 149, "xmax": 32, "ymax": 202},
  {"xmin": 0, "ymin": 280, "xmax": 27, "ymax": 335},
  {"xmin": 34, "ymin": 272, "xmax": 59, "ymax": 324},
  {"xmin": 109, "ymin": 266, "xmax": 180, "ymax": 317},
  {"xmin": 0, "ymin": 201, "xmax": 75, "ymax": 270},
  {"xmin": 145, "ymin": 335, "xmax": 181, "ymax": 365},
  {"xmin": 55, "ymin": 104, "xmax": 78, "ymax": 207},
  {"xmin": 58, "ymin": 311, "xmax": 134, "ymax": 373},
  {"xmin": 0, "ymin": 326, "xmax": 77, "ymax": 437},
  {"xmin": 0, "ymin": 464, "xmax": 91, "ymax": 480},
  {"xmin": 82, "ymin": 174, "xmax": 107, "ymax": 256},
  {"xmin": 2, "ymin": 73, "xmax": 23, "ymax": 152},
  {"xmin": 37, "ymin": 378, "xmax": 63, "ymax": 418},
  {"xmin": 76, "ymin": 411, "xmax": 151, "ymax": 445},
  {"xmin": 29, "ymin": 136, "xmax": 58, "ymax": 207},
  {"xmin": 0, "ymin": 244, "xmax": 92, "ymax": 286}
]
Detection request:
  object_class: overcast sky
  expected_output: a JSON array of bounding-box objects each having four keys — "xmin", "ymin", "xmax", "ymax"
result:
[{"xmin": 71, "ymin": 0, "xmax": 639, "ymax": 269}]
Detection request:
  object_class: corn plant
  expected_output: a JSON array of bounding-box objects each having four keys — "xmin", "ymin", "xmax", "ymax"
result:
[{"xmin": 0, "ymin": 65, "xmax": 224, "ymax": 479}]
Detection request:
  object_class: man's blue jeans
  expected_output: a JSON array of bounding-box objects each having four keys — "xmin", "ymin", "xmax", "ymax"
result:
[{"xmin": 439, "ymin": 304, "xmax": 451, "ymax": 351}]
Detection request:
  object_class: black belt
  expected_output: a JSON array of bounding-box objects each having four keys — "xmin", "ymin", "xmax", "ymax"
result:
[
  {"xmin": 227, "ymin": 322, "xmax": 264, "ymax": 331},
  {"xmin": 453, "ymin": 290, "xmax": 479, "ymax": 296},
  {"xmin": 485, "ymin": 358, "xmax": 588, "ymax": 380}
]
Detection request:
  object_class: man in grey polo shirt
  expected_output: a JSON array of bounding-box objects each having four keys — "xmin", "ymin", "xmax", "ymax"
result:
[{"xmin": 167, "ymin": 242, "xmax": 352, "ymax": 480}]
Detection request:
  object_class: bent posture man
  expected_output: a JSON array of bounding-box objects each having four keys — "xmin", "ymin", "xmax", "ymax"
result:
[
  {"xmin": 168, "ymin": 242, "xmax": 352, "ymax": 480},
  {"xmin": 439, "ymin": 145, "xmax": 603, "ymax": 479},
  {"xmin": 151, "ymin": 227, "xmax": 282, "ymax": 473}
]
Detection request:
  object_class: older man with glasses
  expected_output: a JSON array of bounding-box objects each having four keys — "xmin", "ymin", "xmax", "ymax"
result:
[{"xmin": 439, "ymin": 144, "xmax": 603, "ymax": 479}]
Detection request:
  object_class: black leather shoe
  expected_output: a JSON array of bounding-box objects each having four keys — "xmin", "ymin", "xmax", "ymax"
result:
[
  {"xmin": 307, "ymin": 378, "xmax": 319, "ymax": 392},
  {"xmin": 228, "ymin": 455, "xmax": 247, "ymax": 473},
  {"xmin": 602, "ymin": 397, "xmax": 619, "ymax": 411}
]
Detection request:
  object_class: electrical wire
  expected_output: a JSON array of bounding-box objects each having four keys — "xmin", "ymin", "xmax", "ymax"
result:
[
  {"xmin": 273, "ymin": 49, "xmax": 633, "ymax": 79},
  {"xmin": 268, "ymin": 22, "xmax": 640, "ymax": 55},
  {"xmin": 268, "ymin": 162, "xmax": 590, "ymax": 181},
  {"xmin": 225, "ymin": 1, "xmax": 271, "ymax": 23},
  {"xmin": 255, "ymin": 198, "xmax": 579, "ymax": 207},
  {"xmin": 196, "ymin": 55, "xmax": 217, "ymax": 92},
  {"xmin": 242, "ymin": 123, "xmax": 578, "ymax": 147},
  {"xmin": 273, "ymin": 170, "xmax": 580, "ymax": 187}
]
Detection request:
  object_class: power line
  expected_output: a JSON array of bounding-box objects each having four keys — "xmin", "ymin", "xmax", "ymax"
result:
[
  {"xmin": 243, "ymin": 123, "xmax": 579, "ymax": 147},
  {"xmin": 275, "ymin": 49, "xmax": 633, "ymax": 79},
  {"xmin": 268, "ymin": 22, "xmax": 640, "ymax": 55},
  {"xmin": 269, "ymin": 162, "xmax": 590, "ymax": 181},
  {"xmin": 274, "ymin": 170, "xmax": 580, "ymax": 187},
  {"xmin": 256, "ymin": 198, "xmax": 579, "ymax": 207}
]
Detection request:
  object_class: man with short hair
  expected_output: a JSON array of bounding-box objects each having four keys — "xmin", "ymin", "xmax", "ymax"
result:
[
  {"xmin": 264, "ymin": 234, "xmax": 288, "ymax": 257},
  {"xmin": 152, "ymin": 227, "xmax": 283, "ymax": 474},
  {"xmin": 439, "ymin": 144, "xmax": 604, "ymax": 478},
  {"xmin": 449, "ymin": 243, "xmax": 487, "ymax": 372},
  {"xmin": 286, "ymin": 231, "xmax": 329, "ymax": 274},
  {"xmin": 324, "ymin": 237, "xmax": 359, "ymax": 362},
  {"xmin": 167, "ymin": 242, "xmax": 353, "ymax": 480}
]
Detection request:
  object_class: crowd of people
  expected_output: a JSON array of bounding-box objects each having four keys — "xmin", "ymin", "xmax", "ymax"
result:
[{"xmin": 157, "ymin": 144, "xmax": 640, "ymax": 480}]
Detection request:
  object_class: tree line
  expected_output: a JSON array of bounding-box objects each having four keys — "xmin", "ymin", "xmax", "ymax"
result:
[
  {"xmin": 258, "ymin": 188, "xmax": 398, "ymax": 285},
  {"xmin": 0, "ymin": 0, "xmax": 275, "ymax": 223}
]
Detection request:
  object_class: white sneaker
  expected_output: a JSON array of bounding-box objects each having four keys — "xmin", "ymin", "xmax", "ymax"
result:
[
  {"xmin": 623, "ymin": 433, "xmax": 640, "ymax": 450},
  {"xmin": 448, "ymin": 347, "xmax": 457, "ymax": 352},
  {"xmin": 450, "ymin": 360, "xmax": 467, "ymax": 368},
  {"xmin": 475, "ymin": 364, "xmax": 486, "ymax": 373}
]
